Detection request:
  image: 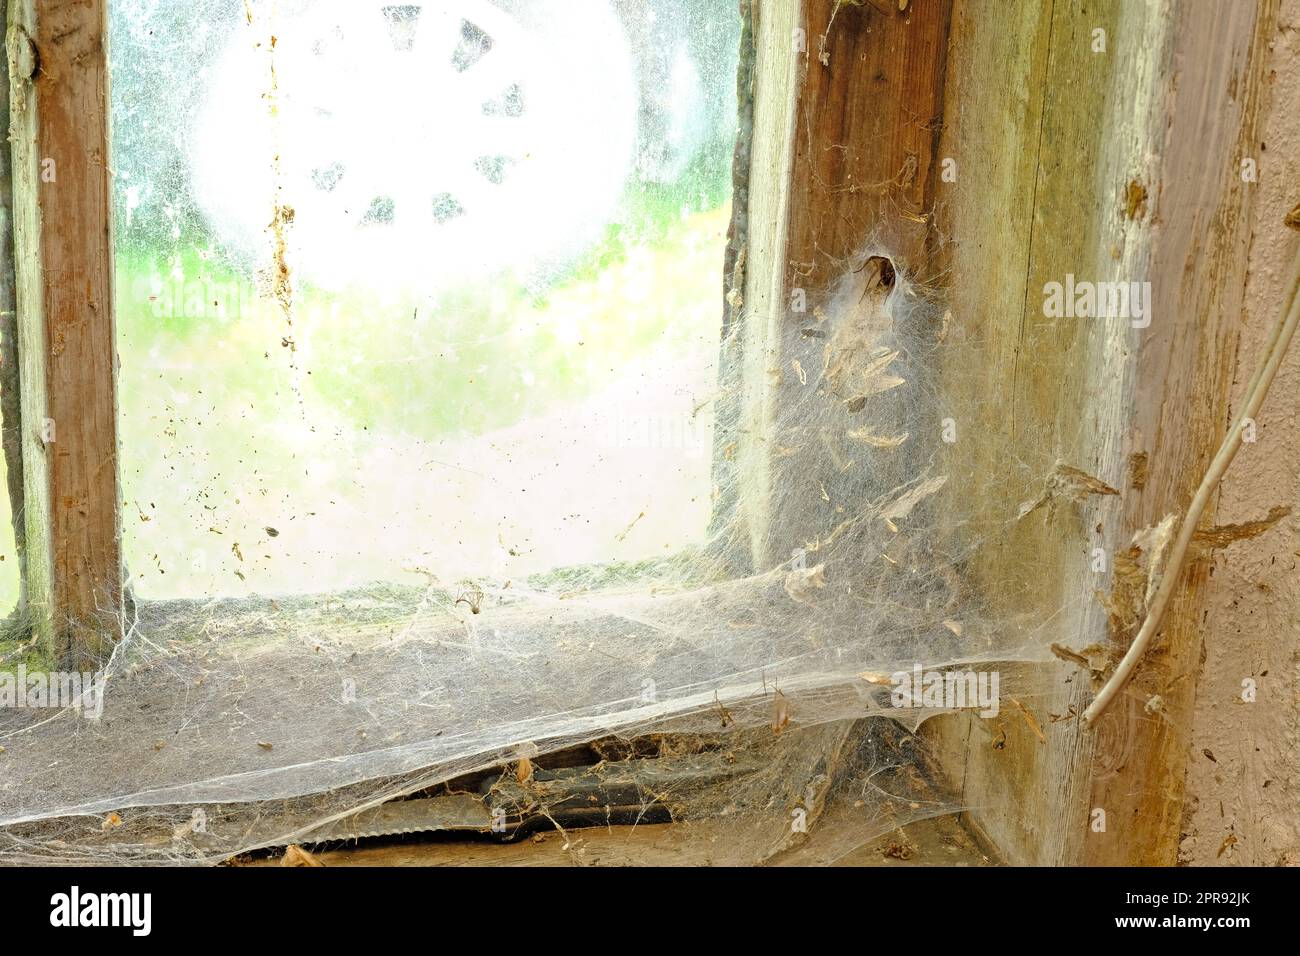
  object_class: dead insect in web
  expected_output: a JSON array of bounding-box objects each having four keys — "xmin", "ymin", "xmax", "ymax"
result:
[
  {"xmin": 1217, "ymin": 833, "xmax": 1238, "ymax": 859},
  {"xmin": 771, "ymin": 689, "xmax": 792, "ymax": 734},
  {"xmin": 882, "ymin": 840, "xmax": 914, "ymax": 861},
  {"xmin": 281, "ymin": 844, "xmax": 324, "ymax": 867},
  {"xmin": 1286, "ymin": 200, "xmax": 1300, "ymax": 231},
  {"xmin": 713, "ymin": 691, "xmax": 734, "ymax": 729},
  {"xmin": 455, "ymin": 583, "xmax": 485, "ymax": 615}
]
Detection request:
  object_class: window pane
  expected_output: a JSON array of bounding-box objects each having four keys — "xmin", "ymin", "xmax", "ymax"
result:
[{"xmin": 111, "ymin": 0, "xmax": 739, "ymax": 597}]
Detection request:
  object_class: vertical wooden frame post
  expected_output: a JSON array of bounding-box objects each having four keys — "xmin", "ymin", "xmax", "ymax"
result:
[
  {"xmin": 738, "ymin": 0, "xmax": 952, "ymax": 567},
  {"xmin": 6, "ymin": 0, "xmax": 121, "ymax": 666}
]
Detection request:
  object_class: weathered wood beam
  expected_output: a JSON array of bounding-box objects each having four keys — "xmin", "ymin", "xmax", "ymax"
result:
[
  {"xmin": 921, "ymin": 0, "xmax": 1272, "ymax": 866},
  {"xmin": 6, "ymin": 0, "xmax": 121, "ymax": 666},
  {"xmin": 0, "ymin": 0, "xmax": 25, "ymax": 621},
  {"xmin": 1084, "ymin": 0, "xmax": 1272, "ymax": 867},
  {"xmin": 740, "ymin": 0, "xmax": 952, "ymax": 568},
  {"xmin": 784, "ymin": 0, "xmax": 951, "ymax": 281},
  {"xmin": 921, "ymin": 0, "xmax": 1120, "ymax": 870},
  {"xmin": 743, "ymin": 0, "xmax": 1273, "ymax": 866}
]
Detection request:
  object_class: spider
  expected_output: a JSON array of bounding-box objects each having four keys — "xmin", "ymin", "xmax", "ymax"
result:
[{"xmin": 454, "ymin": 583, "xmax": 485, "ymax": 615}]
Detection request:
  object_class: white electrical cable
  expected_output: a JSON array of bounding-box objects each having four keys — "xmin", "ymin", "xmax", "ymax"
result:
[{"xmin": 1083, "ymin": 238, "xmax": 1300, "ymax": 728}]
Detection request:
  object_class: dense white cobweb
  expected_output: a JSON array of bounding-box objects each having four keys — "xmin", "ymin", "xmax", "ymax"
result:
[{"xmin": 0, "ymin": 244, "xmax": 1059, "ymax": 863}]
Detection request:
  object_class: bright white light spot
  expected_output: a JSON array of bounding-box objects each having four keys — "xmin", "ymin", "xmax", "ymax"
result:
[{"xmin": 191, "ymin": 0, "xmax": 639, "ymax": 294}]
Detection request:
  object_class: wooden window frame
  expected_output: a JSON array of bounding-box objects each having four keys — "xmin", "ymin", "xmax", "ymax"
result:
[
  {"xmin": 0, "ymin": 0, "xmax": 1277, "ymax": 866},
  {"xmin": 6, "ymin": 0, "xmax": 121, "ymax": 667},
  {"xmin": 730, "ymin": 0, "xmax": 1270, "ymax": 867}
]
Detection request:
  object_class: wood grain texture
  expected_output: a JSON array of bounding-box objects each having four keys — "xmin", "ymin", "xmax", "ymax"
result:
[
  {"xmin": 785, "ymin": 0, "xmax": 951, "ymax": 281},
  {"xmin": 749, "ymin": 0, "xmax": 953, "ymax": 567},
  {"xmin": 739, "ymin": 0, "xmax": 1096, "ymax": 864},
  {"xmin": 733, "ymin": 0, "xmax": 802, "ymax": 565},
  {"xmin": 6, "ymin": 0, "xmax": 121, "ymax": 665},
  {"xmin": 1086, "ymin": 0, "xmax": 1270, "ymax": 866},
  {"xmin": 0, "ymin": 0, "xmax": 24, "ymax": 616},
  {"xmin": 920, "ymin": 0, "xmax": 1271, "ymax": 865},
  {"xmin": 922, "ymin": 0, "xmax": 1138, "ymax": 869},
  {"xmin": 678, "ymin": 0, "xmax": 1268, "ymax": 866}
]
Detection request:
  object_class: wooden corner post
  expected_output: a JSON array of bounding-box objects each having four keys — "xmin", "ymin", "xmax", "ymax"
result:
[
  {"xmin": 6, "ymin": 0, "xmax": 121, "ymax": 667},
  {"xmin": 744, "ymin": 0, "xmax": 1274, "ymax": 865}
]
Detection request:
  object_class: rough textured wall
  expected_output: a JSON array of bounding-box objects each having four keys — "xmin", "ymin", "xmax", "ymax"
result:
[{"xmin": 1183, "ymin": 0, "xmax": 1300, "ymax": 868}]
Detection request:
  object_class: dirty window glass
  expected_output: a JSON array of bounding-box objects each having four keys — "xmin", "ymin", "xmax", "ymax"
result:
[{"xmin": 110, "ymin": 0, "xmax": 740, "ymax": 597}]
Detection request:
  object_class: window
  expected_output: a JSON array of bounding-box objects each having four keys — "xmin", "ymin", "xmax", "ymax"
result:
[
  {"xmin": 112, "ymin": 0, "xmax": 741, "ymax": 597},
  {"xmin": 4, "ymin": 0, "xmax": 1273, "ymax": 871}
]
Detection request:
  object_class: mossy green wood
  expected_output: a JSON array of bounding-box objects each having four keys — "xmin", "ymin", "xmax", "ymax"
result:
[{"xmin": 6, "ymin": 0, "xmax": 121, "ymax": 667}]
